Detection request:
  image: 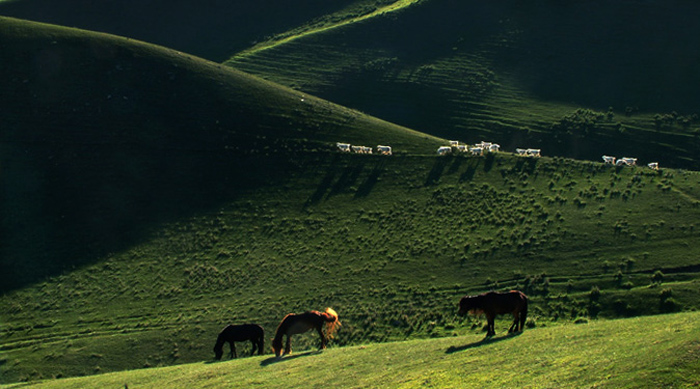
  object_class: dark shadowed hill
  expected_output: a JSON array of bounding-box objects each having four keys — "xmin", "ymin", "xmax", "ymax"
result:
[
  {"xmin": 227, "ymin": 0, "xmax": 700, "ymax": 169},
  {"xmin": 0, "ymin": 0, "xmax": 390, "ymax": 62},
  {"xmin": 0, "ymin": 16, "xmax": 443, "ymax": 291}
]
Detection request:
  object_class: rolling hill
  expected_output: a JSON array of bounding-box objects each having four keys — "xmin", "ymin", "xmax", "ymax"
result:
[
  {"xmin": 0, "ymin": 16, "xmax": 444, "ymax": 291},
  {"xmin": 0, "ymin": 0, "xmax": 398, "ymax": 62},
  {"xmin": 227, "ymin": 0, "xmax": 700, "ymax": 170},
  {"xmin": 3, "ymin": 2, "xmax": 700, "ymax": 385}
]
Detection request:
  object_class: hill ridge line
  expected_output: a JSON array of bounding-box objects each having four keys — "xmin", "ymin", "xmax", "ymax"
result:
[{"xmin": 226, "ymin": 0, "xmax": 421, "ymax": 62}]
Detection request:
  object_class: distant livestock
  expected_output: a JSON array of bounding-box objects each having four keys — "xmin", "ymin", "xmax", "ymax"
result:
[
  {"xmin": 449, "ymin": 140, "xmax": 460, "ymax": 147},
  {"xmin": 336, "ymin": 143, "xmax": 351, "ymax": 152},
  {"xmin": 602, "ymin": 155, "xmax": 616, "ymax": 164},
  {"xmin": 437, "ymin": 146, "xmax": 452, "ymax": 156},
  {"xmin": 489, "ymin": 143, "xmax": 500, "ymax": 152},
  {"xmin": 475, "ymin": 141, "xmax": 492, "ymax": 150},
  {"xmin": 616, "ymin": 157, "xmax": 637, "ymax": 166},
  {"xmin": 351, "ymin": 146, "xmax": 373, "ymax": 154},
  {"xmin": 376, "ymin": 145, "xmax": 392, "ymax": 155},
  {"xmin": 526, "ymin": 148, "xmax": 541, "ymax": 157},
  {"xmin": 648, "ymin": 162, "xmax": 659, "ymax": 170},
  {"xmin": 470, "ymin": 146, "xmax": 484, "ymax": 156}
]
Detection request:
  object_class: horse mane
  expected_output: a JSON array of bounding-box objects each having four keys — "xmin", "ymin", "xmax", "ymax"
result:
[{"xmin": 321, "ymin": 307, "xmax": 341, "ymax": 339}]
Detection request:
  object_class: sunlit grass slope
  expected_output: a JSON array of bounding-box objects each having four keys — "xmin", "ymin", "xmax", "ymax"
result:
[
  {"xmin": 227, "ymin": 0, "xmax": 700, "ymax": 170},
  {"xmin": 3, "ymin": 150, "xmax": 700, "ymax": 382},
  {"xmin": 0, "ymin": 16, "xmax": 444, "ymax": 290},
  {"xmin": 7, "ymin": 312, "xmax": 700, "ymax": 388}
]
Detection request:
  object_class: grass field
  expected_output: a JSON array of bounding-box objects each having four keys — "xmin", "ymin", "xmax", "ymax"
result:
[
  {"xmin": 4, "ymin": 312, "xmax": 699, "ymax": 388},
  {"xmin": 2, "ymin": 1, "xmax": 700, "ymax": 386},
  {"xmin": 3, "ymin": 151, "xmax": 700, "ymax": 382},
  {"xmin": 227, "ymin": 0, "xmax": 700, "ymax": 170}
]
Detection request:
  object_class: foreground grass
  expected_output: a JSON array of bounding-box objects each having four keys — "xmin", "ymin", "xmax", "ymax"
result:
[
  {"xmin": 4, "ymin": 152, "xmax": 700, "ymax": 382},
  {"xmin": 6, "ymin": 312, "xmax": 699, "ymax": 388}
]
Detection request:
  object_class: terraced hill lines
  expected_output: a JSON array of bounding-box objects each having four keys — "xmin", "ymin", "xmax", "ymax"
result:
[{"xmin": 226, "ymin": 0, "xmax": 700, "ymax": 170}]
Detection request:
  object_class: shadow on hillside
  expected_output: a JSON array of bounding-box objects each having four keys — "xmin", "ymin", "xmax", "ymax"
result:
[
  {"xmin": 260, "ymin": 350, "xmax": 322, "ymax": 366},
  {"xmin": 425, "ymin": 157, "xmax": 451, "ymax": 186},
  {"xmin": 0, "ymin": 146, "xmax": 298, "ymax": 293},
  {"xmin": 460, "ymin": 159, "xmax": 480, "ymax": 182},
  {"xmin": 305, "ymin": 158, "xmax": 386, "ymax": 205},
  {"xmin": 445, "ymin": 332, "xmax": 521, "ymax": 354},
  {"xmin": 355, "ymin": 160, "xmax": 385, "ymax": 198}
]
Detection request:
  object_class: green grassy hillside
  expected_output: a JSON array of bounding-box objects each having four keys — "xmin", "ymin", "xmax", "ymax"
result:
[
  {"xmin": 3, "ymin": 4, "xmax": 700, "ymax": 386},
  {"xmin": 5, "ymin": 312, "xmax": 700, "ymax": 388},
  {"xmin": 227, "ymin": 0, "xmax": 700, "ymax": 170},
  {"xmin": 3, "ymin": 149, "xmax": 700, "ymax": 382},
  {"xmin": 0, "ymin": 0, "xmax": 397, "ymax": 62},
  {"xmin": 0, "ymin": 16, "xmax": 443, "ymax": 291}
]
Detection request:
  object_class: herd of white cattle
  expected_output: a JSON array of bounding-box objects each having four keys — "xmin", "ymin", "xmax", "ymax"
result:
[
  {"xmin": 336, "ymin": 141, "xmax": 660, "ymax": 169},
  {"xmin": 602, "ymin": 155, "xmax": 659, "ymax": 170},
  {"xmin": 336, "ymin": 143, "xmax": 393, "ymax": 155}
]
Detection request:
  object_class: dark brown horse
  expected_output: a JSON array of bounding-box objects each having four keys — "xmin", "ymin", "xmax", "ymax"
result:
[
  {"xmin": 458, "ymin": 290, "xmax": 528, "ymax": 337},
  {"xmin": 271, "ymin": 308, "xmax": 340, "ymax": 357},
  {"xmin": 213, "ymin": 324, "xmax": 265, "ymax": 360}
]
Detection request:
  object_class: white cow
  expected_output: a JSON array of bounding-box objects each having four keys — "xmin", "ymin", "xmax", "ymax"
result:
[
  {"xmin": 616, "ymin": 157, "xmax": 637, "ymax": 166},
  {"xmin": 476, "ymin": 141, "xmax": 492, "ymax": 150},
  {"xmin": 437, "ymin": 146, "xmax": 452, "ymax": 156},
  {"xmin": 362, "ymin": 146, "xmax": 373, "ymax": 154},
  {"xmin": 456, "ymin": 145, "xmax": 469, "ymax": 153},
  {"xmin": 489, "ymin": 143, "xmax": 500, "ymax": 152},
  {"xmin": 337, "ymin": 143, "xmax": 351, "ymax": 152},
  {"xmin": 648, "ymin": 162, "xmax": 659, "ymax": 170},
  {"xmin": 515, "ymin": 148, "xmax": 528, "ymax": 156},
  {"xmin": 470, "ymin": 146, "xmax": 484, "ymax": 156},
  {"xmin": 602, "ymin": 155, "xmax": 616, "ymax": 164},
  {"xmin": 377, "ymin": 145, "xmax": 392, "ymax": 155},
  {"xmin": 449, "ymin": 140, "xmax": 460, "ymax": 147},
  {"xmin": 526, "ymin": 148, "xmax": 541, "ymax": 157}
]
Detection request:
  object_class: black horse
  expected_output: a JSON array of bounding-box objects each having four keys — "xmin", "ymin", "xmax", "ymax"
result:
[
  {"xmin": 458, "ymin": 290, "xmax": 528, "ymax": 337},
  {"xmin": 213, "ymin": 324, "xmax": 265, "ymax": 360}
]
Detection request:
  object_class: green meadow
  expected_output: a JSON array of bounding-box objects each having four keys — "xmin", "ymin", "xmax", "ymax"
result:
[
  {"xmin": 4, "ymin": 312, "xmax": 699, "ymax": 388},
  {"xmin": 1, "ymin": 0, "xmax": 700, "ymax": 386}
]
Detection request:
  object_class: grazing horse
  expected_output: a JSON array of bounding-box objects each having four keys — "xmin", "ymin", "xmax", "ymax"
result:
[
  {"xmin": 213, "ymin": 324, "xmax": 265, "ymax": 360},
  {"xmin": 458, "ymin": 290, "xmax": 528, "ymax": 337},
  {"xmin": 272, "ymin": 308, "xmax": 341, "ymax": 357}
]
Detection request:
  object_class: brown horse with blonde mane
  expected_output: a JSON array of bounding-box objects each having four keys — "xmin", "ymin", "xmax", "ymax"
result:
[
  {"xmin": 458, "ymin": 290, "xmax": 528, "ymax": 337},
  {"xmin": 272, "ymin": 308, "xmax": 340, "ymax": 357}
]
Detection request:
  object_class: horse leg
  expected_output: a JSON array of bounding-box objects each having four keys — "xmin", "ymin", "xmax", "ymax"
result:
[
  {"xmin": 250, "ymin": 339, "xmax": 256, "ymax": 356},
  {"xmin": 231, "ymin": 341, "xmax": 237, "ymax": 359},
  {"xmin": 508, "ymin": 312, "xmax": 518, "ymax": 333},
  {"xmin": 486, "ymin": 313, "xmax": 495, "ymax": 337},
  {"xmin": 259, "ymin": 337, "xmax": 265, "ymax": 355},
  {"xmin": 285, "ymin": 335, "xmax": 292, "ymax": 355},
  {"xmin": 317, "ymin": 325, "xmax": 326, "ymax": 350}
]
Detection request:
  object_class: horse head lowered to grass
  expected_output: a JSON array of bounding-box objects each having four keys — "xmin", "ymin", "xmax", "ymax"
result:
[
  {"xmin": 213, "ymin": 323, "xmax": 265, "ymax": 360},
  {"xmin": 272, "ymin": 308, "xmax": 341, "ymax": 357},
  {"xmin": 458, "ymin": 290, "xmax": 528, "ymax": 337}
]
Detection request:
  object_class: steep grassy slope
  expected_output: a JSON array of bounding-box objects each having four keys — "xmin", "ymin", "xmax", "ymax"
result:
[
  {"xmin": 227, "ymin": 0, "xmax": 700, "ymax": 169},
  {"xmin": 6, "ymin": 312, "xmax": 700, "ymax": 388},
  {"xmin": 0, "ymin": 16, "xmax": 444, "ymax": 291},
  {"xmin": 0, "ymin": 0, "xmax": 397, "ymax": 62},
  {"xmin": 3, "ymin": 150, "xmax": 700, "ymax": 382}
]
